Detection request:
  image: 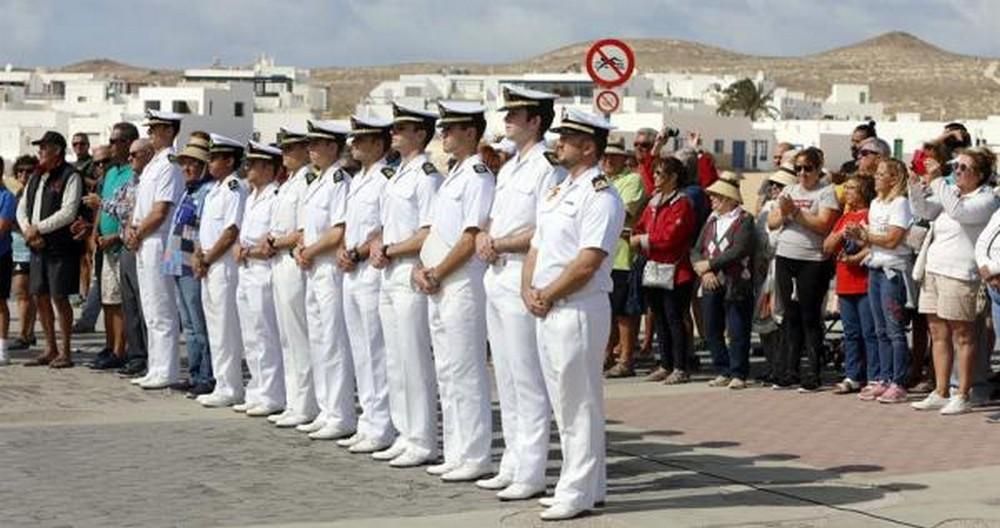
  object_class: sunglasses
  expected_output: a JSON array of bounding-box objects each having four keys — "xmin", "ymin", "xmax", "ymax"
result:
[
  {"xmin": 859, "ymin": 150, "xmax": 879, "ymax": 157},
  {"xmin": 633, "ymin": 142, "xmax": 653, "ymax": 149},
  {"xmin": 955, "ymin": 163, "xmax": 972, "ymax": 173},
  {"xmin": 794, "ymin": 165, "xmax": 815, "ymax": 173},
  {"xmin": 109, "ymin": 137, "xmax": 128, "ymax": 145},
  {"xmin": 93, "ymin": 158, "xmax": 111, "ymax": 166}
]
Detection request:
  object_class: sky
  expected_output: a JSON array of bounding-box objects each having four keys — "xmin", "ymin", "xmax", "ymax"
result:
[{"xmin": 0, "ymin": 0, "xmax": 997, "ymax": 69}]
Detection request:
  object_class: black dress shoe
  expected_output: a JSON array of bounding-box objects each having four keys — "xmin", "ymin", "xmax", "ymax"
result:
[
  {"xmin": 171, "ymin": 380, "xmax": 193, "ymax": 392},
  {"xmin": 88, "ymin": 350, "xmax": 113, "ymax": 369},
  {"xmin": 94, "ymin": 354, "xmax": 127, "ymax": 371},
  {"xmin": 117, "ymin": 359, "xmax": 147, "ymax": 377},
  {"xmin": 185, "ymin": 383, "xmax": 214, "ymax": 399},
  {"xmin": 8, "ymin": 337, "xmax": 30, "ymax": 351}
]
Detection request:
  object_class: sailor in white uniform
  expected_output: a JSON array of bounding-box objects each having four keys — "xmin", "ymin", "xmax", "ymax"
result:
[
  {"xmin": 126, "ymin": 110, "xmax": 185, "ymax": 389},
  {"xmin": 524, "ymin": 109, "xmax": 625, "ymax": 520},
  {"xmin": 194, "ymin": 134, "xmax": 247, "ymax": 408},
  {"xmin": 234, "ymin": 141, "xmax": 285, "ymax": 417},
  {"xmin": 334, "ymin": 115, "xmax": 396, "ymax": 453},
  {"xmin": 415, "ymin": 102, "xmax": 495, "ymax": 482},
  {"xmin": 370, "ymin": 103, "xmax": 442, "ymax": 468},
  {"xmin": 475, "ymin": 86, "xmax": 564, "ymax": 500},
  {"xmin": 294, "ymin": 120, "xmax": 358, "ymax": 440},
  {"xmin": 267, "ymin": 127, "xmax": 320, "ymax": 428}
]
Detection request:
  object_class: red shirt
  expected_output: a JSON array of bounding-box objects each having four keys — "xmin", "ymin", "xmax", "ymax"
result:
[
  {"xmin": 831, "ymin": 209, "xmax": 869, "ymax": 295},
  {"xmin": 634, "ymin": 191, "xmax": 696, "ymax": 285},
  {"xmin": 638, "ymin": 153, "xmax": 655, "ymax": 195},
  {"xmin": 697, "ymin": 152, "xmax": 719, "ymax": 189}
]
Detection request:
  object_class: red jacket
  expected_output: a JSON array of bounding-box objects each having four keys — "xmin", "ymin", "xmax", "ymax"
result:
[
  {"xmin": 697, "ymin": 152, "xmax": 719, "ymax": 189},
  {"xmin": 634, "ymin": 191, "xmax": 696, "ymax": 285},
  {"xmin": 638, "ymin": 153, "xmax": 655, "ymax": 195}
]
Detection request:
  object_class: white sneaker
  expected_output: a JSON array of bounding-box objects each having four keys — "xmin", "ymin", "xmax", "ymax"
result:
[
  {"xmin": 274, "ymin": 414, "xmax": 313, "ymax": 428},
  {"xmin": 475, "ymin": 474, "xmax": 512, "ymax": 490},
  {"xmin": 200, "ymin": 393, "xmax": 242, "ymax": 408},
  {"xmin": 389, "ymin": 450, "xmax": 435, "ymax": 468},
  {"xmin": 911, "ymin": 391, "xmax": 949, "ymax": 411},
  {"xmin": 348, "ymin": 437, "xmax": 392, "ymax": 454},
  {"xmin": 336, "ymin": 432, "xmax": 365, "ymax": 447},
  {"xmin": 297, "ymin": 418, "xmax": 327, "ymax": 433},
  {"xmin": 267, "ymin": 410, "xmax": 290, "ymax": 424},
  {"xmin": 130, "ymin": 375, "xmax": 151, "ymax": 385},
  {"xmin": 232, "ymin": 403, "xmax": 251, "ymax": 413},
  {"xmin": 371, "ymin": 441, "xmax": 407, "ymax": 461},
  {"xmin": 308, "ymin": 423, "xmax": 355, "ymax": 440},
  {"xmin": 425, "ymin": 461, "xmax": 460, "ymax": 476},
  {"xmin": 538, "ymin": 496, "xmax": 557, "ymax": 508},
  {"xmin": 940, "ymin": 395, "xmax": 972, "ymax": 416},
  {"xmin": 246, "ymin": 404, "xmax": 283, "ymax": 417},
  {"xmin": 441, "ymin": 462, "xmax": 492, "ymax": 482},
  {"xmin": 138, "ymin": 378, "xmax": 174, "ymax": 390},
  {"xmin": 497, "ymin": 483, "xmax": 545, "ymax": 501},
  {"xmin": 540, "ymin": 502, "xmax": 588, "ymax": 521}
]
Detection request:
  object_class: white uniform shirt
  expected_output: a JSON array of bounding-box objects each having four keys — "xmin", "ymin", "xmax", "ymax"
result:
[
  {"xmin": 299, "ymin": 164, "xmax": 351, "ymax": 247},
  {"xmin": 344, "ymin": 158, "xmax": 389, "ymax": 251},
  {"xmin": 381, "ymin": 154, "xmax": 442, "ymax": 245},
  {"xmin": 240, "ymin": 182, "xmax": 277, "ymax": 248},
  {"xmin": 488, "ymin": 141, "xmax": 564, "ymax": 240},
  {"xmin": 531, "ymin": 164, "xmax": 625, "ymax": 299},
  {"xmin": 270, "ymin": 166, "xmax": 309, "ymax": 238},
  {"xmin": 133, "ymin": 146, "xmax": 184, "ymax": 241},
  {"xmin": 428, "ymin": 154, "xmax": 495, "ymax": 248},
  {"xmin": 199, "ymin": 173, "xmax": 246, "ymax": 252}
]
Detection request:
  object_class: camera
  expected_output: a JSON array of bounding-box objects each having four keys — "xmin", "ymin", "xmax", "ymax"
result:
[{"xmin": 662, "ymin": 127, "xmax": 680, "ymax": 139}]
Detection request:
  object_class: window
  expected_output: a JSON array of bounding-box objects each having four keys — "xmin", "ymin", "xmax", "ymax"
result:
[
  {"xmin": 76, "ymin": 96, "xmax": 86, "ymax": 103},
  {"xmin": 234, "ymin": 101, "xmax": 245, "ymax": 117},
  {"xmin": 144, "ymin": 100, "xmax": 161, "ymax": 111},
  {"xmin": 859, "ymin": 92, "xmax": 867, "ymax": 104},
  {"xmin": 172, "ymin": 100, "xmax": 191, "ymax": 114},
  {"xmin": 893, "ymin": 139, "xmax": 903, "ymax": 159},
  {"xmin": 208, "ymin": 101, "xmax": 213, "ymax": 116},
  {"xmin": 713, "ymin": 139, "xmax": 724, "ymax": 155},
  {"xmin": 404, "ymin": 86, "xmax": 421, "ymax": 97}
]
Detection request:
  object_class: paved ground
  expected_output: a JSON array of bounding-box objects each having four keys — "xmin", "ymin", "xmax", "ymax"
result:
[{"xmin": 3, "ymin": 333, "xmax": 1000, "ymax": 527}]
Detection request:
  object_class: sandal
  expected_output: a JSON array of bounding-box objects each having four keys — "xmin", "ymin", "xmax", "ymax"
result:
[
  {"xmin": 23, "ymin": 355, "xmax": 55, "ymax": 367},
  {"xmin": 605, "ymin": 363, "xmax": 635, "ymax": 378},
  {"xmin": 663, "ymin": 369, "xmax": 690, "ymax": 385},
  {"xmin": 49, "ymin": 357, "xmax": 75, "ymax": 369}
]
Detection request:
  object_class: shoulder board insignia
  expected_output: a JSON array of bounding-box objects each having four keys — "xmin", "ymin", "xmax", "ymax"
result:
[
  {"xmin": 333, "ymin": 169, "xmax": 347, "ymax": 183},
  {"xmin": 543, "ymin": 151, "xmax": 559, "ymax": 166},
  {"xmin": 592, "ymin": 175, "xmax": 609, "ymax": 191},
  {"xmin": 422, "ymin": 162, "xmax": 437, "ymax": 175},
  {"xmin": 381, "ymin": 167, "xmax": 396, "ymax": 179},
  {"xmin": 228, "ymin": 179, "xmax": 239, "ymax": 191},
  {"xmin": 473, "ymin": 163, "xmax": 489, "ymax": 174}
]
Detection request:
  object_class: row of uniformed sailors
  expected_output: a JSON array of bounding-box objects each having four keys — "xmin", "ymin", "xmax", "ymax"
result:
[{"xmin": 134, "ymin": 87, "xmax": 625, "ymax": 520}]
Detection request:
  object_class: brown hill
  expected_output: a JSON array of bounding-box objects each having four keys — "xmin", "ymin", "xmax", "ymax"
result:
[{"xmin": 58, "ymin": 32, "xmax": 1000, "ymax": 120}]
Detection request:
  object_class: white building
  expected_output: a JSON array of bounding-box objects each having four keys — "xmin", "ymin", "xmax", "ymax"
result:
[{"xmin": 128, "ymin": 83, "xmax": 255, "ymax": 146}]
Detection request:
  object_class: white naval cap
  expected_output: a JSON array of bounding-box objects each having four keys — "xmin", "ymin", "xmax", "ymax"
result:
[
  {"xmin": 143, "ymin": 109, "xmax": 184, "ymax": 127},
  {"xmin": 349, "ymin": 114, "xmax": 393, "ymax": 136},
  {"xmin": 278, "ymin": 125, "xmax": 309, "ymax": 147},
  {"xmin": 550, "ymin": 108, "xmax": 615, "ymax": 137},
  {"xmin": 498, "ymin": 85, "xmax": 558, "ymax": 111},
  {"xmin": 392, "ymin": 102, "xmax": 438, "ymax": 125},
  {"xmin": 245, "ymin": 140, "xmax": 282, "ymax": 161},
  {"xmin": 490, "ymin": 138, "xmax": 517, "ymax": 155},
  {"xmin": 306, "ymin": 119, "xmax": 350, "ymax": 140},
  {"xmin": 208, "ymin": 133, "xmax": 244, "ymax": 156},
  {"xmin": 436, "ymin": 101, "xmax": 486, "ymax": 126}
]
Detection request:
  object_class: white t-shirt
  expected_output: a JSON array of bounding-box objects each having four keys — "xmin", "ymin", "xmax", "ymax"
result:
[
  {"xmin": 866, "ymin": 195, "xmax": 913, "ymax": 270},
  {"xmin": 775, "ymin": 183, "xmax": 840, "ymax": 261}
]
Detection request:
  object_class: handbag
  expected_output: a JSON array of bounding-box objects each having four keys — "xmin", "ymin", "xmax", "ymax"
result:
[
  {"xmin": 911, "ymin": 222, "xmax": 934, "ymax": 283},
  {"xmin": 642, "ymin": 260, "xmax": 676, "ymax": 289}
]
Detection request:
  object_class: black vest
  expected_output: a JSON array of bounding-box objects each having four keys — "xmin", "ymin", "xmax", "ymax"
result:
[{"xmin": 24, "ymin": 162, "xmax": 80, "ymax": 256}]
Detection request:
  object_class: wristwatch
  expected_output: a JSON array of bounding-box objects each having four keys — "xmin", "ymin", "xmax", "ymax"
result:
[{"xmin": 381, "ymin": 243, "xmax": 392, "ymax": 261}]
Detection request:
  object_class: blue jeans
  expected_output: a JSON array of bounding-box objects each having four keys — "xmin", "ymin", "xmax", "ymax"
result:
[
  {"xmin": 701, "ymin": 288, "xmax": 752, "ymax": 380},
  {"xmin": 868, "ymin": 269, "xmax": 910, "ymax": 386},
  {"xmin": 837, "ymin": 293, "xmax": 876, "ymax": 383},
  {"xmin": 174, "ymin": 274, "xmax": 212, "ymax": 385}
]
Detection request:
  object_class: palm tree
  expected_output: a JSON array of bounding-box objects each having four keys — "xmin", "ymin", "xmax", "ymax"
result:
[{"xmin": 715, "ymin": 78, "xmax": 779, "ymax": 121}]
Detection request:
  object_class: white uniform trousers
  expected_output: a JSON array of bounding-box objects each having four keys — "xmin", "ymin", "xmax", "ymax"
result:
[
  {"xmin": 304, "ymin": 258, "xmax": 357, "ymax": 430},
  {"xmin": 272, "ymin": 253, "xmax": 317, "ymax": 418},
  {"xmin": 236, "ymin": 261, "xmax": 285, "ymax": 409},
  {"xmin": 536, "ymin": 292, "xmax": 610, "ymax": 510},
  {"xmin": 428, "ymin": 268, "xmax": 492, "ymax": 468},
  {"xmin": 136, "ymin": 237, "xmax": 180, "ymax": 382},
  {"xmin": 201, "ymin": 256, "xmax": 244, "ymax": 400},
  {"xmin": 378, "ymin": 258, "xmax": 438, "ymax": 459},
  {"xmin": 343, "ymin": 262, "xmax": 394, "ymax": 444},
  {"xmin": 484, "ymin": 262, "xmax": 551, "ymax": 487}
]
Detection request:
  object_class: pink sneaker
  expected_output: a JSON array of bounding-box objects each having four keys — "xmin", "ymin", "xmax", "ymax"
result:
[
  {"xmin": 858, "ymin": 382, "xmax": 887, "ymax": 401},
  {"xmin": 876, "ymin": 384, "xmax": 908, "ymax": 404}
]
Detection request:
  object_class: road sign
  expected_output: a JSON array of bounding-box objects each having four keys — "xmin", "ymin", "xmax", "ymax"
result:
[
  {"xmin": 593, "ymin": 89, "xmax": 621, "ymax": 114},
  {"xmin": 585, "ymin": 38, "xmax": 635, "ymax": 88}
]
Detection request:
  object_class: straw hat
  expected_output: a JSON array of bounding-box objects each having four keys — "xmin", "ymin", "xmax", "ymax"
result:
[
  {"xmin": 706, "ymin": 171, "xmax": 742, "ymax": 203},
  {"xmin": 169, "ymin": 135, "xmax": 210, "ymax": 164},
  {"xmin": 768, "ymin": 162, "xmax": 798, "ymax": 188}
]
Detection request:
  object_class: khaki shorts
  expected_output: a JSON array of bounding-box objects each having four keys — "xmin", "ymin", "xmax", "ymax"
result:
[
  {"xmin": 101, "ymin": 251, "xmax": 123, "ymax": 305},
  {"xmin": 918, "ymin": 272, "xmax": 979, "ymax": 322}
]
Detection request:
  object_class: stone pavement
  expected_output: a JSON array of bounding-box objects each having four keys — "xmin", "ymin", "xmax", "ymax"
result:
[{"xmin": 2, "ymin": 334, "xmax": 1000, "ymax": 527}]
